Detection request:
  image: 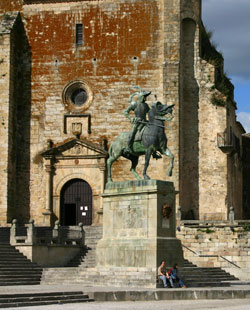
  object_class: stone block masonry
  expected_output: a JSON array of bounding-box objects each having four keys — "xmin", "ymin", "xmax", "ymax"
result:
[
  {"xmin": 96, "ymin": 180, "xmax": 184, "ymax": 287},
  {"xmin": 177, "ymin": 225, "xmax": 250, "ymax": 280},
  {"xmin": 0, "ymin": 0, "xmax": 246, "ymax": 226}
]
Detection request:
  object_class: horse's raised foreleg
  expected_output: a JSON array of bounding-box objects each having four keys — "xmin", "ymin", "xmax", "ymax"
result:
[
  {"xmin": 143, "ymin": 146, "xmax": 154, "ymax": 180},
  {"xmin": 130, "ymin": 156, "xmax": 141, "ymax": 180},
  {"xmin": 163, "ymin": 147, "xmax": 174, "ymax": 176}
]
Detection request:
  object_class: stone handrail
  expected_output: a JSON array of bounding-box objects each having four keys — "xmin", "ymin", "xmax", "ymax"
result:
[
  {"xmin": 181, "ymin": 244, "xmax": 241, "ymax": 269},
  {"xmin": 10, "ymin": 219, "xmax": 85, "ymax": 246}
]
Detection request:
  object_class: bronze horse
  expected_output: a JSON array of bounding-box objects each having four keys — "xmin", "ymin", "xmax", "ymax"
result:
[{"xmin": 107, "ymin": 101, "xmax": 174, "ymax": 182}]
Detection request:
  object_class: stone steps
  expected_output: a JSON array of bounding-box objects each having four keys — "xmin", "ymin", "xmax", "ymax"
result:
[
  {"xmin": 0, "ymin": 291, "xmax": 93, "ymax": 308},
  {"xmin": 0, "ymin": 244, "xmax": 42, "ymax": 286},
  {"xmin": 42, "ymin": 266, "xmax": 156, "ymax": 287},
  {"xmin": 0, "ymin": 275, "xmax": 41, "ymax": 280},
  {"xmin": 0, "ymin": 260, "xmax": 35, "ymax": 264},
  {"xmin": 0, "ymin": 267, "xmax": 42, "ymax": 272},
  {"xmin": 0, "ymin": 228, "xmax": 10, "ymax": 244},
  {"xmin": 42, "ymin": 228, "xmax": 238, "ymax": 288},
  {"xmin": 0, "ymin": 271, "xmax": 41, "ymax": 275},
  {"xmin": 66, "ymin": 226, "xmax": 103, "ymax": 268},
  {"xmin": 177, "ymin": 259, "xmax": 239, "ymax": 287},
  {"xmin": 0, "ymin": 281, "xmax": 41, "ymax": 286}
]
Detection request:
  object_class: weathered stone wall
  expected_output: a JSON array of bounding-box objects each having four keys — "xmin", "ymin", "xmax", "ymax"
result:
[
  {"xmin": 0, "ymin": 29, "xmax": 11, "ymax": 225},
  {"xmin": 12, "ymin": 15, "xmax": 32, "ymax": 223},
  {"xmin": 179, "ymin": 18, "xmax": 200, "ymax": 219},
  {"xmin": 161, "ymin": 0, "xmax": 181, "ymax": 210},
  {"xmin": 177, "ymin": 225, "xmax": 250, "ymax": 279},
  {"xmin": 243, "ymin": 135, "xmax": 250, "ymax": 219},
  {"xmin": 196, "ymin": 62, "xmax": 244, "ymax": 220},
  {"xmin": 0, "ymin": 1, "xmax": 22, "ymax": 13},
  {"xmin": 197, "ymin": 61, "xmax": 228, "ymax": 220},
  {"xmin": 21, "ymin": 0, "xmax": 168, "ymax": 225},
  {"xmin": 227, "ymin": 105, "xmax": 244, "ymax": 220},
  {"xmin": 0, "ymin": 13, "xmax": 32, "ymax": 224},
  {"xmin": 0, "ymin": 0, "xmax": 246, "ymax": 225},
  {"xmin": 0, "ymin": 13, "xmax": 23, "ymax": 224}
]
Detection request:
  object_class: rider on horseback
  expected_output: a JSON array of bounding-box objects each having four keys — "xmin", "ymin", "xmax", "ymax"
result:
[
  {"xmin": 123, "ymin": 86, "xmax": 150, "ymax": 154},
  {"xmin": 123, "ymin": 87, "xmax": 162, "ymax": 159}
]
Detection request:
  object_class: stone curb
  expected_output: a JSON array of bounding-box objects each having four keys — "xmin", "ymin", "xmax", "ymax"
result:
[{"xmin": 86, "ymin": 288, "xmax": 250, "ymax": 302}]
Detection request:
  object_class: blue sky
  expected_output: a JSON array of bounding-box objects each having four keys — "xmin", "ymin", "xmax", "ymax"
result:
[{"xmin": 202, "ymin": 0, "xmax": 250, "ymax": 132}]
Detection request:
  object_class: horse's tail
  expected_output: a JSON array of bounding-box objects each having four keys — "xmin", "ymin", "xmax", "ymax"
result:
[{"xmin": 108, "ymin": 143, "xmax": 113, "ymax": 159}]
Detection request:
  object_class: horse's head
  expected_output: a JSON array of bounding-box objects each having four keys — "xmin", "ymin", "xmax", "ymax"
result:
[{"xmin": 149, "ymin": 102, "xmax": 175, "ymax": 121}]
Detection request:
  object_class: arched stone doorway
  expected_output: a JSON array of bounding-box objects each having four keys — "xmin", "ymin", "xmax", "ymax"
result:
[{"xmin": 60, "ymin": 178, "xmax": 92, "ymax": 226}]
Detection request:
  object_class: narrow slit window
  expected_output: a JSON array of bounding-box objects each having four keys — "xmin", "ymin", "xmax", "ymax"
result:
[{"xmin": 76, "ymin": 24, "xmax": 83, "ymax": 46}]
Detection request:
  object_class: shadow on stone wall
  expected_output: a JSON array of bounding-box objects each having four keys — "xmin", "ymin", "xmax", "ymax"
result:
[
  {"xmin": 179, "ymin": 18, "xmax": 199, "ymax": 219},
  {"xmin": 243, "ymin": 136, "xmax": 250, "ymax": 219},
  {"xmin": 7, "ymin": 13, "xmax": 31, "ymax": 223}
]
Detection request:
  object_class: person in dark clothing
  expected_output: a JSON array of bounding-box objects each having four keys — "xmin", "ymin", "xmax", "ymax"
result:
[{"xmin": 168, "ymin": 263, "xmax": 186, "ymax": 288}]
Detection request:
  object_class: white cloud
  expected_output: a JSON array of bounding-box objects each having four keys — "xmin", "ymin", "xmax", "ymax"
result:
[{"xmin": 237, "ymin": 112, "xmax": 250, "ymax": 133}]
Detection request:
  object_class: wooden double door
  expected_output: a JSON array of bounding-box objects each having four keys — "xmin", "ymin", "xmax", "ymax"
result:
[{"xmin": 60, "ymin": 179, "xmax": 92, "ymax": 226}]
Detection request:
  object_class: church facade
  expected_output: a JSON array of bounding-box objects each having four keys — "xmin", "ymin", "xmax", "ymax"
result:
[{"xmin": 0, "ymin": 0, "xmax": 248, "ymax": 227}]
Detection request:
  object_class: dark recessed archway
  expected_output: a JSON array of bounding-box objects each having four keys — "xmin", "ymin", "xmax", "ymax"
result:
[{"xmin": 60, "ymin": 178, "xmax": 92, "ymax": 226}]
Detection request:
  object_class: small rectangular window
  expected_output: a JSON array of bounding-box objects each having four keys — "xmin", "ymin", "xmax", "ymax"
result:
[{"xmin": 76, "ymin": 24, "xmax": 83, "ymax": 46}]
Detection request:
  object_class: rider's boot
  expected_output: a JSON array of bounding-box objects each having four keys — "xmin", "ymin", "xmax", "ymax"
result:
[
  {"xmin": 152, "ymin": 152, "xmax": 162, "ymax": 159},
  {"xmin": 124, "ymin": 134, "xmax": 134, "ymax": 155}
]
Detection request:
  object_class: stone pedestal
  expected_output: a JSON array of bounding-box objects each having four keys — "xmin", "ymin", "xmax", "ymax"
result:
[{"xmin": 96, "ymin": 180, "xmax": 184, "ymax": 286}]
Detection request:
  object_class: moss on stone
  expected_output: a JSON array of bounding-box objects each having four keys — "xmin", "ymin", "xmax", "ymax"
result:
[
  {"xmin": 211, "ymin": 94, "xmax": 227, "ymax": 107},
  {"xmin": 201, "ymin": 23, "xmax": 234, "ymax": 101},
  {"xmin": 201, "ymin": 24, "xmax": 223, "ymax": 66}
]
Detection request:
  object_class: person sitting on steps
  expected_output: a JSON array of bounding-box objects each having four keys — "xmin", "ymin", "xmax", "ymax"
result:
[
  {"xmin": 168, "ymin": 263, "xmax": 187, "ymax": 288},
  {"xmin": 158, "ymin": 260, "xmax": 174, "ymax": 288}
]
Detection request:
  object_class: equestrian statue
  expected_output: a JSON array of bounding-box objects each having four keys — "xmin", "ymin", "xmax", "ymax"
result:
[{"xmin": 107, "ymin": 86, "xmax": 175, "ymax": 183}]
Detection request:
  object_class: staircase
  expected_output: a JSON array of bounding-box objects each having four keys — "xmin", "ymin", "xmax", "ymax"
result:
[
  {"xmin": 0, "ymin": 291, "xmax": 93, "ymax": 308},
  {"xmin": 0, "ymin": 227, "xmax": 42, "ymax": 285},
  {"xmin": 66, "ymin": 226, "xmax": 103, "ymax": 268},
  {"xmin": 0, "ymin": 227, "xmax": 10, "ymax": 244},
  {"xmin": 178, "ymin": 259, "xmax": 239, "ymax": 287},
  {"xmin": 41, "ymin": 226, "xmax": 103, "ymax": 285},
  {"xmin": 42, "ymin": 226, "xmax": 239, "ymax": 287},
  {"xmin": 0, "ymin": 244, "xmax": 42, "ymax": 286}
]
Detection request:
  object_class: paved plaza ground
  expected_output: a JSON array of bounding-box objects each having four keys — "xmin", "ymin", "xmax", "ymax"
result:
[
  {"xmin": 1, "ymin": 284, "xmax": 250, "ymax": 309},
  {"xmin": 4, "ymin": 299, "xmax": 250, "ymax": 310}
]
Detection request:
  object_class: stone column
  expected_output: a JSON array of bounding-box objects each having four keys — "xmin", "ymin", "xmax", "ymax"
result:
[
  {"xmin": 0, "ymin": 29, "xmax": 16, "ymax": 225},
  {"xmin": 176, "ymin": 205, "xmax": 182, "ymax": 228},
  {"xmin": 229, "ymin": 207, "xmax": 235, "ymax": 224},
  {"xmin": 26, "ymin": 219, "xmax": 36, "ymax": 244},
  {"xmin": 98, "ymin": 164, "xmax": 106, "ymax": 214},
  {"xmin": 52, "ymin": 220, "xmax": 60, "ymax": 243},
  {"xmin": 43, "ymin": 158, "xmax": 55, "ymax": 226},
  {"xmin": 10, "ymin": 219, "xmax": 18, "ymax": 245}
]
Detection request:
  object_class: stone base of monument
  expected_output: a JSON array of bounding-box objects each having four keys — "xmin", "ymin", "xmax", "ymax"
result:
[{"xmin": 96, "ymin": 180, "xmax": 184, "ymax": 288}]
